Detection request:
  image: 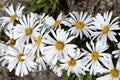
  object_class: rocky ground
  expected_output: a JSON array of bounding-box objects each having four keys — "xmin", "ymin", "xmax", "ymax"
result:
[
  {"xmin": 66, "ymin": 0, "xmax": 120, "ymax": 16},
  {"xmin": 0, "ymin": 0, "xmax": 120, "ymax": 80}
]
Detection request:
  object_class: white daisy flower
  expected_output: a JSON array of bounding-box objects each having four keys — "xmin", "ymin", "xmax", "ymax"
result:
[
  {"xmin": 82, "ymin": 40, "xmax": 111, "ymax": 75},
  {"xmin": 13, "ymin": 12, "xmax": 43, "ymax": 44},
  {"xmin": 32, "ymin": 27, "xmax": 47, "ymax": 46},
  {"xmin": 60, "ymin": 48, "xmax": 87, "ymax": 76},
  {"xmin": 91, "ymin": 12, "xmax": 120, "ymax": 44},
  {"xmin": 44, "ymin": 28, "xmax": 77, "ymax": 65},
  {"xmin": 49, "ymin": 63, "xmax": 62, "ymax": 77},
  {"xmin": 112, "ymin": 50, "xmax": 120, "ymax": 59},
  {"xmin": 28, "ymin": 27, "xmax": 49, "ymax": 71},
  {"xmin": 38, "ymin": 13, "xmax": 48, "ymax": 24},
  {"xmin": 96, "ymin": 58, "xmax": 120, "ymax": 80},
  {"xmin": 0, "ymin": 4, "xmax": 25, "ymax": 28},
  {"xmin": 31, "ymin": 28, "xmax": 48, "ymax": 71},
  {"xmin": 35, "ymin": 51, "xmax": 47, "ymax": 71},
  {"xmin": 66, "ymin": 11, "xmax": 93, "ymax": 39},
  {"xmin": 5, "ymin": 44, "xmax": 37, "ymax": 77},
  {"xmin": 38, "ymin": 13, "xmax": 51, "ymax": 31},
  {"xmin": 117, "ymin": 42, "xmax": 120, "ymax": 49},
  {"xmin": 112, "ymin": 42, "xmax": 120, "ymax": 59},
  {"xmin": 0, "ymin": 43, "xmax": 8, "ymax": 66},
  {"xmin": 5, "ymin": 24, "xmax": 16, "ymax": 46},
  {"xmin": 32, "ymin": 45, "xmax": 47, "ymax": 71},
  {"xmin": 45, "ymin": 13, "xmax": 66, "ymax": 29},
  {"xmin": 31, "ymin": 27, "xmax": 47, "ymax": 48}
]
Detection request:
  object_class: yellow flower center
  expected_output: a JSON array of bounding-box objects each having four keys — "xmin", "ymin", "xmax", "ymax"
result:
[
  {"xmin": 10, "ymin": 14, "xmax": 17, "ymax": 21},
  {"xmin": 10, "ymin": 38, "xmax": 16, "ymax": 45},
  {"xmin": 25, "ymin": 28, "xmax": 32, "ymax": 36},
  {"xmin": 18, "ymin": 53, "xmax": 24, "ymax": 62},
  {"xmin": 68, "ymin": 58, "xmax": 76, "ymax": 66},
  {"xmin": 54, "ymin": 20, "xmax": 61, "ymax": 26},
  {"xmin": 56, "ymin": 41, "xmax": 64, "ymax": 50},
  {"xmin": 35, "ymin": 36, "xmax": 42, "ymax": 45},
  {"xmin": 102, "ymin": 26, "xmax": 109, "ymax": 34},
  {"xmin": 76, "ymin": 21, "xmax": 85, "ymax": 29},
  {"xmin": 110, "ymin": 69, "xmax": 119, "ymax": 78},
  {"xmin": 91, "ymin": 51, "xmax": 99, "ymax": 61}
]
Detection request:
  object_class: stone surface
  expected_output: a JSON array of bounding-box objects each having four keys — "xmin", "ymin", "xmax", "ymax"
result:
[{"xmin": 66, "ymin": 0, "xmax": 120, "ymax": 16}]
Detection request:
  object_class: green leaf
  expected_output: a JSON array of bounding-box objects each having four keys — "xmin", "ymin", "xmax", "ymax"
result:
[
  {"xmin": 84, "ymin": 72, "xmax": 92, "ymax": 80},
  {"xmin": 77, "ymin": 74, "xmax": 84, "ymax": 80},
  {"xmin": 44, "ymin": 4, "xmax": 51, "ymax": 14}
]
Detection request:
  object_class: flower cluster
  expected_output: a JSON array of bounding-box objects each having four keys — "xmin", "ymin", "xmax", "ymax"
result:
[{"xmin": 0, "ymin": 4, "xmax": 120, "ymax": 80}]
